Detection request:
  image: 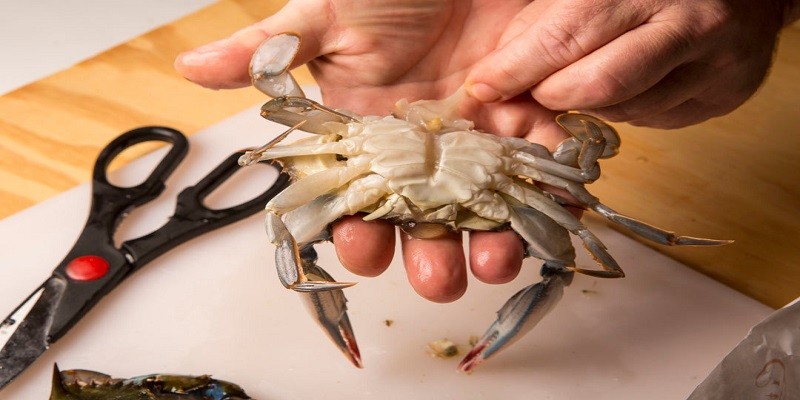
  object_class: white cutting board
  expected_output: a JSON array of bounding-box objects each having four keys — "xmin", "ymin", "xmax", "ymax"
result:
[{"xmin": 0, "ymin": 92, "xmax": 773, "ymax": 399}]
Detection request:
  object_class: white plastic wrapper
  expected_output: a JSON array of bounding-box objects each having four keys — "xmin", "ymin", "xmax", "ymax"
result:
[{"xmin": 688, "ymin": 297, "xmax": 799, "ymax": 400}]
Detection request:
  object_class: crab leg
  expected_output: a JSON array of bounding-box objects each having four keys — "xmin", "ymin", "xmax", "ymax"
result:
[
  {"xmin": 506, "ymin": 180, "xmax": 625, "ymax": 278},
  {"xmin": 297, "ymin": 246, "xmax": 363, "ymax": 367},
  {"xmin": 535, "ymin": 173, "xmax": 732, "ymax": 247},
  {"xmin": 459, "ymin": 266, "xmax": 572, "ymax": 373},
  {"xmin": 261, "ymin": 96, "xmax": 358, "ymax": 135},
  {"xmin": 243, "ymin": 136, "xmax": 366, "ymax": 164},
  {"xmin": 590, "ymin": 203, "xmax": 732, "ymax": 245},
  {"xmin": 512, "ymin": 153, "xmax": 731, "ymax": 247}
]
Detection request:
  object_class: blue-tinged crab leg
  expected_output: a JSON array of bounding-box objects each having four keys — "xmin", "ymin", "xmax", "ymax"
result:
[
  {"xmin": 298, "ymin": 246, "xmax": 363, "ymax": 368},
  {"xmin": 590, "ymin": 202, "xmax": 733, "ymax": 246},
  {"xmin": 459, "ymin": 265, "xmax": 573, "ymax": 373}
]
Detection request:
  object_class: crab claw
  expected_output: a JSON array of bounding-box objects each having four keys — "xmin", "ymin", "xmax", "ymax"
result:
[
  {"xmin": 298, "ymin": 248, "xmax": 363, "ymax": 368},
  {"xmin": 459, "ymin": 266, "xmax": 572, "ymax": 373},
  {"xmin": 250, "ymin": 32, "xmax": 305, "ymax": 98}
]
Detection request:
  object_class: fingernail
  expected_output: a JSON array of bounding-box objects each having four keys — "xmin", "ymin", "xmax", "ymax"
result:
[{"xmin": 468, "ymin": 82, "xmax": 502, "ymax": 102}]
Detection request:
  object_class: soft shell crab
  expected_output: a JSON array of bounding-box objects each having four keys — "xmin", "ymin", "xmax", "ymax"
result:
[{"xmin": 240, "ymin": 33, "xmax": 729, "ymax": 372}]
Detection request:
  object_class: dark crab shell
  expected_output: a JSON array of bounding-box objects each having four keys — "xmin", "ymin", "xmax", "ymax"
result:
[{"xmin": 49, "ymin": 364, "xmax": 252, "ymax": 400}]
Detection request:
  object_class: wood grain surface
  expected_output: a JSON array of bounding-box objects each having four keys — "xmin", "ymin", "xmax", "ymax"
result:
[{"xmin": 0, "ymin": 0, "xmax": 797, "ymax": 308}]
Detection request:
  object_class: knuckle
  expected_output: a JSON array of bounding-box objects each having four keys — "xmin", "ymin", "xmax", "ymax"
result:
[
  {"xmin": 540, "ymin": 67, "xmax": 631, "ymax": 110},
  {"xmin": 586, "ymin": 67, "xmax": 634, "ymax": 105},
  {"xmin": 534, "ymin": 20, "xmax": 589, "ymax": 70}
]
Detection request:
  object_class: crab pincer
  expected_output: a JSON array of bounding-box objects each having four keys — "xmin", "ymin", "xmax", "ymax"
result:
[{"xmin": 459, "ymin": 266, "xmax": 572, "ymax": 373}]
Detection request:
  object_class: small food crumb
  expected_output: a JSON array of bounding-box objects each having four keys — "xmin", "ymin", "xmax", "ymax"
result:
[
  {"xmin": 384, "ymin": 319, "xmax": 394, "ymax": 327},
  {"xmin": 427, "ymin": 338, "xmax": 459, "ymax": 358},
  {"xmin": 468, "ymin": 335, "xmax": 479, "ymax": 347}
]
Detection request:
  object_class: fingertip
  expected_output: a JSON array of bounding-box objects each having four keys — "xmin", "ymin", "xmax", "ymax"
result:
[
  {"xmin": 332, "ymin": 215, "xmax": 395, "ymax": 277},
  {"xmin": 469, "ymin": 231, "xmax": 523, "ymax": 284},
  {"xmin": 466, "ymin": 81, "xmax": 503, "ymax": 103},
  {"xmin": 174, "ymin": 35, "xmax": 256, "ymax": 89},
  {"xmin": 401, "ymin": 233, "xmax": 467, "ymax": 303}
]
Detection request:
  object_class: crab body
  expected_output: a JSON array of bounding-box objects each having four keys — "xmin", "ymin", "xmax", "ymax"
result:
[
  {"xmin": 241, "ymin": 32, "xmax": 730, "ymax": 373},
  {"xmin": 272, "ymin": 112, "xmax": 554, "ymax": 241}
]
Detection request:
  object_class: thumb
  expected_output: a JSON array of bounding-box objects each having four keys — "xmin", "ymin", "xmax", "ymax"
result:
[{"xmin": 174, "ymin": 1, "xmax": 328, "ymax": 90}]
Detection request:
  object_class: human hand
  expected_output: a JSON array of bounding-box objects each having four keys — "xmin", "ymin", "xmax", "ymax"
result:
[
  {"xmin": 466, "ymin": 0, "xmax": 799, "ymax": 128},
  {"xmin": 175, "ymin": 0, "xmax": 561, "ymax": 303}
]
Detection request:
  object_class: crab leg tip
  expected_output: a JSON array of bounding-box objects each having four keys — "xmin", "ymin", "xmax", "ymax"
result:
[
  {"xmin": 344, "ymin": 334, "xmax": 363, "ymax": 368},
  {"xmin": 674, "ymin": 237, "xmax": 733, "ymax": 246},
  {"xmin": 458, "ymin": 344, "xmax": 488, "ymax": 374},
  {"xmin": 292, "ymin": 280, "xmax": 357, "ymax": 292}
]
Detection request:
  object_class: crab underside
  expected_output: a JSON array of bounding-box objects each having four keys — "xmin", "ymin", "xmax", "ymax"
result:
[{"xmin": 239, "ymin": 32, "xmax": 730, "ymax": 373}]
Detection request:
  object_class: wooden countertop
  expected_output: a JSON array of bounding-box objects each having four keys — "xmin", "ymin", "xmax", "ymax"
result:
[{"xmin": 0, "ymin": 0, "xmax": 797, "ymax": 308}]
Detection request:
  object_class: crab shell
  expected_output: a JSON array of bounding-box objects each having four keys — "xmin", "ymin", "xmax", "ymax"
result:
[{"xmin": 49, "ymin": 365, "xmax": 251, "ymax": 400}]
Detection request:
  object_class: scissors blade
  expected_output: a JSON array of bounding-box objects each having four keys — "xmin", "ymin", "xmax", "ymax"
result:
[{"xmin": 0, "ymin": 276, "xmax": 66, "ymax": 390}]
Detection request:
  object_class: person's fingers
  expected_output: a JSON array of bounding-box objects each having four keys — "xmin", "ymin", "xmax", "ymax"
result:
[
  {"xmin": 628, "ymin": 80, "xmax": 752, "ymax": 129},
  {"xmin": 626, "ymin": 98, "xmax": 725, "ymax": 128},
  {"xmin": 531, "ymin": 19, "xmax": 695, "ymax": 111},
  {"xmin": 467, "ymin": 92, "xmax": 561, "ymax": 140},
  {"xmin": 465, "ymin": 0, "xmax": 649, "ymax": 103},
  {"xmin": 613, "ymin": 53, "xmax": 769, "ymax": 128},
  {"xmin": 401, "ymin": 232, "xmax": 467, "ymax": 303},
  {"xmin": 332, "ymin": 215, "xmax": 395, "ymax": 277},
  {"xmin": 174, "ymin": 0, "xmax": 329, "ymax": 89},
  {"xmin": 469, "ymin": 231, "xmax": 523, "ymax": 284},
  {"xmin": 585, "ymin": 63, "xmax": 710, "ymax": 122}
]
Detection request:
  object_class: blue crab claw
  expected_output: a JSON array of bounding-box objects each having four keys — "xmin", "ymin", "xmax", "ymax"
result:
[
  {"xmin": 459, "ymin": 266, "xmax": 572, "ymax": 373},
  {"xmin": 299, "ymin": 247, "xmax": 363, "ymax": 368}
]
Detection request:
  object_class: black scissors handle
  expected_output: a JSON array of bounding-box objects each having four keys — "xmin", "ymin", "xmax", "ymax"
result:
[
  {"xmin": 47, "ymin": 127, "xmax": 188, "ymax": 340},
  {"xmin": 91, "ymin": 126, "xmax": 189, "ymax": 233},
  {"xmin": 123, "ymin": 150, "xmax": 290, "ymax": 266},
  {"xmin": 46, "ymin": 126, "xmax": 288, "ymax": 341}
]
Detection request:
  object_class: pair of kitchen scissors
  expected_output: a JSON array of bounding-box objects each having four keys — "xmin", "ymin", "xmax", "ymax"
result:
[{"xmin": 0, "ymin": 126, "xmax": 289, "ymax": 390}]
